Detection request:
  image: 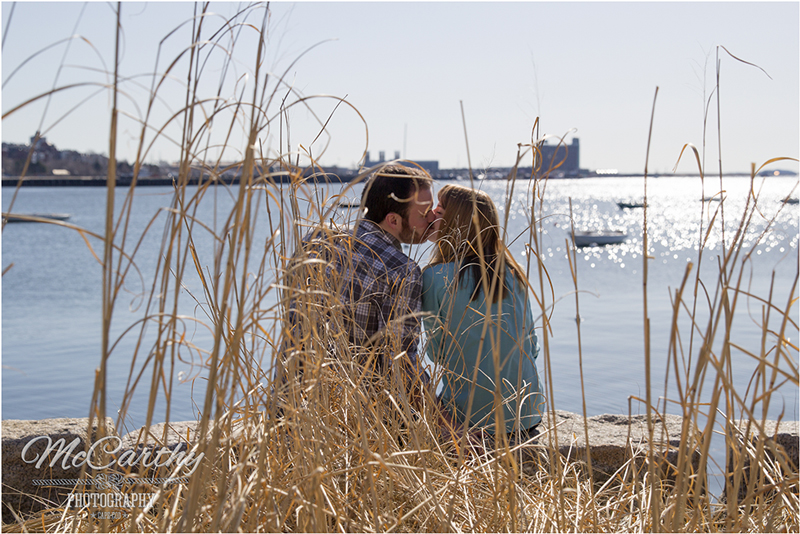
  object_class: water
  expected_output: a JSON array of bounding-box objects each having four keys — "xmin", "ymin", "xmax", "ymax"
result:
[{"xmin": 3, "ymin": 177, "xmax": 798, "ymax": 438}]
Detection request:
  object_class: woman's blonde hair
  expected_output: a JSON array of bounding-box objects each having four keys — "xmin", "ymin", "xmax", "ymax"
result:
[{"xmin": 429, "ymin": 184, "xmax": 527, "ymax": 302}]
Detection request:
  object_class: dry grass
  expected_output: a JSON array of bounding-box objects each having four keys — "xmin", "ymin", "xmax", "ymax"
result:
[{"xmin": 2, "ymin": 4, "xmax": 798, "ymax": 532}]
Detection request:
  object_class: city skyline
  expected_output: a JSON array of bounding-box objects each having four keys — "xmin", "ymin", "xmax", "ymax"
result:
[{"xmin": 2, "ymin": 2, "xmax": 798, "ymax": 175}]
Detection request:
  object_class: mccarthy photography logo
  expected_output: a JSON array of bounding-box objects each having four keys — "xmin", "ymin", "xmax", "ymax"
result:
[
  {"xmin": 22, "ymin": 434, "xmax": 204, "ymax": 515},
  {"xmin": 62, "ymin": 474, "xmax": 159, "ymax": 519}
]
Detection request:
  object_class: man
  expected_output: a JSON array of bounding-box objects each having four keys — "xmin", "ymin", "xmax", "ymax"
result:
[{"xmin": 279, "ymin": 164, "xmax": 436, "ymax": 400}]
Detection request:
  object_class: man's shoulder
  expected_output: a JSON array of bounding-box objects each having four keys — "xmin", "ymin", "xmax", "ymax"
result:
[
  {"xmin": 299, "ymin": 223, "xmax": 354, "ymax": 250},
  {"xmin": 351, "ymin": 220, "xmax": 388, "ymax": 244},
  {"xmin": 351, "ymin": 221, "xmax": 403, "ymax": 255},
  {"xmin": 302, "ymin": 223, "xmax": 351, "ymax": 240}
]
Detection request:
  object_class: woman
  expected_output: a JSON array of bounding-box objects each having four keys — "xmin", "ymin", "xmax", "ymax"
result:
[{"xmin": 422, "ymin": 184, "xmax": 544, "ymax": 445}]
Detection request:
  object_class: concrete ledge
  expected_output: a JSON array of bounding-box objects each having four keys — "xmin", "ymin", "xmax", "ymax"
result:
[
  {"xmin": 1, "ymin": 418, "xmax": 204, "ymax": 524},
  {"xmin": 3, "ymin": 413, "xmax": 797, "ymax": 523},
  {"xmin": 1, "ymin": 418, "xmax": 116, "ymax": 522},
  {"xmin": 537, "ymin": 410, "xmax": 701, "ymax": 484},
  {"xmin": 725, "ymin": 419, "xmax": 799, "ymax": 502},
  {"xmin": 536, "ymin": 411, "xmax": 799, "ymax": 489},
  {"xmin": 735, "ymin": 419, "xmax": 798, "ymax": 470},
  {"xmin": 119, "ymin": 421, "xmax": 201, "ymax": 450}
]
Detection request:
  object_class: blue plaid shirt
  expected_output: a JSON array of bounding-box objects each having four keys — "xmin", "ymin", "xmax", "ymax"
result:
[{"xmin": 290, "ymin": 220, "xmax": 429, "ymax": 385}]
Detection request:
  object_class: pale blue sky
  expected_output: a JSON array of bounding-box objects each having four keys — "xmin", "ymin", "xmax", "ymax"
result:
[{"xmin": 2, "ymin": 1, "xmax": 798, "ymax": 174}]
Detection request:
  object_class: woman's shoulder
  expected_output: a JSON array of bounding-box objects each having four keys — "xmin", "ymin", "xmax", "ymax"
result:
[
  {"xmin": 422, "ymin": 262, "xmax": 459, "ymax": 276},
  {"xmin": 422, "ymin": 262, "xmax": 459, "ymax": 286}
]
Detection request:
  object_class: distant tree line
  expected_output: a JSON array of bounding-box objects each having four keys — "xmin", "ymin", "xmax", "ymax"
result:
[{"xmin": 2, "ymin": 138, "xmax": 162, "ymax": 178}]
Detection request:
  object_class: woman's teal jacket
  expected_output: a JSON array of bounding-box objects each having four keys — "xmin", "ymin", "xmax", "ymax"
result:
[{"xmin": 422, "ymin": 262, "xmax": 545, "ymax": 435}]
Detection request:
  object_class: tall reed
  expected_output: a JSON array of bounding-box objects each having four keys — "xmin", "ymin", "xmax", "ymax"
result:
[{"xmin": 2, "ymin": 4, "xmax": 797, "ymax": 532}]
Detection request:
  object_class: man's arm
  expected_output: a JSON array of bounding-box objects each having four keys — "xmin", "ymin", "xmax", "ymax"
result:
[{"xmin": 391, "ymin": 265, "xmax": 430, "ymax": 386}]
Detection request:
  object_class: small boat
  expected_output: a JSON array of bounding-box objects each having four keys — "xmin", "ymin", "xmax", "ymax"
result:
[
  {"xmin": 3, "ymin": 212, "xmax": 71, "ymax": 223},
  {"xmin": 336, "ymin": 200, "xmax": 362, "ymax": 209},
  {"xmin": 781, "ymin": 197, "xmax": 798, "ymax": 205},
  {"xmin": 617, "ymin": 201, "xmax": 645, "ymax": 209},
  {"xmin": 572, "ymin": 230, "xmax": 628, "ymax": 247},
  {"xmin": 702, "ymin": 196, "xmax": 723, "ymax": 202}
]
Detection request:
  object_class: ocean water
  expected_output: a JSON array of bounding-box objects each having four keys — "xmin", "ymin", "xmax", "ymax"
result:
[{"xmin": 2, "ymin": 176, "xmax": 798, "ymax": 436}]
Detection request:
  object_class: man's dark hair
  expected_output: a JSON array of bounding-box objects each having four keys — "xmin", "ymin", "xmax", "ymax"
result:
[{"xmin": 360, "ymin": 164, "xmax": 433, "ymax": 224}]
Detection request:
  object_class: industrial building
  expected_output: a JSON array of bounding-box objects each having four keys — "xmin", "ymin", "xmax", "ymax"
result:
[
  {"xmin": 364, "ymin": 151, "xmax": 439, "ymax": 175},
  {"xmin": 537, "ymin": 138, "xmax": 580, "ymax": 177}
]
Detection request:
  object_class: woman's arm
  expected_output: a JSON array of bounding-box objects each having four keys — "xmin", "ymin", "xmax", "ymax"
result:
[{"xmin": 524, "ymin": 289, "xmax": 540, "ymax": 360}]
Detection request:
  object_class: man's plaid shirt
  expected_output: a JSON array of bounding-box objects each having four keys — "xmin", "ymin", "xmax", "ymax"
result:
[{"xmin": 289, "ymin": 219, "xmax": 429, "ymax": 384}]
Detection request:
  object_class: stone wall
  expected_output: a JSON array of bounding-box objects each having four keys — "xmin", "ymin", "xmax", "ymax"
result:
[
  {"xmin": 2, "ymin": 413, "xmax": 797, "ymax": 524},
  {"xmin": 537, "ymin": 410, "xmax": 700, "ymax": 483},
  {"xmin": 1, "ymin": 418, "xmax": 198, "ymax": 524}
]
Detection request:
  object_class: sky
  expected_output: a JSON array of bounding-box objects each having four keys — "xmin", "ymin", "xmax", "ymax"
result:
[{"xmin": 1, "ymin": 1, "xmax": 798, "ymax": 175}]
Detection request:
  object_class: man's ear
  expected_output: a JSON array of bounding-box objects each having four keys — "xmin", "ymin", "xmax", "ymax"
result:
[{"xmin": 383, "ymin": 212, "xmax": 403, "ymax": 232}]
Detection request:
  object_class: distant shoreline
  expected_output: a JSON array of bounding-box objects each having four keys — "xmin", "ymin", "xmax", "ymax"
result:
[{"xmin": 1, "ymin": 172, "xmax": 783, "ymax": 188}]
